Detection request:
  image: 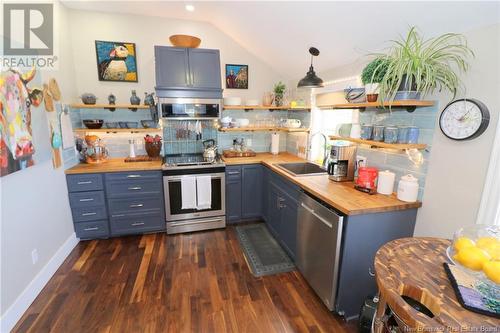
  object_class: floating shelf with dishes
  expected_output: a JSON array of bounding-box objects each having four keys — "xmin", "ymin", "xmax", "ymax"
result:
[
  {"xmin": 223, "ymin": 105, "xmax": 311, "ymax": 111},
  {"xmin": 318, "ymin": 100, "xmax": 434, "ymax": 112},
  {"xmin": 329, "ymin": 136, "xmax": 427, "ymax": 150},
  {"xmin": 74, "ymin": 128, "xmax": 161, "ymax": 134},
  {"xmin": 219, "ymin": 127, "xmax": 310, "ymax": 133},
  {"xmin": 70, "ymin": 104, "xmax": 151, "ymax": 110}
]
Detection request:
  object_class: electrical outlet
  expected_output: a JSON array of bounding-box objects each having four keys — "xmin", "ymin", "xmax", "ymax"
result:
[
  {"xmin": 31, "ymin": 249, "xmax": 38, "ymax": 265},
  {"xmin": 356, "ymin": 155, "xmax": 367, "ymax": 168}
]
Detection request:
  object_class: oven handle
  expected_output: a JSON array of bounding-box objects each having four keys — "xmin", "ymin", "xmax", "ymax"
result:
[
  {"xmin": 168, "ymin": 217, "xmax": 223, "ymax": 227},
  {"xmin": 164, "ymin": 174, "xmax": 224, "ymax": 182}
]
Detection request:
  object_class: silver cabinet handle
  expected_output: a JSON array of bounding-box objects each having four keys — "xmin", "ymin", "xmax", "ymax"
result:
[
  {"xmin": 278, "ymin": 197, "xmax": 285, "ymax": 203},
  {"xmin": 82, "ymin": 212, "xmax": 97, "ymax": 216},
  {"xmin": 368, "ymin": 267, "xmax": 375, "ymax": 277},
  {"xmin": 128, "ymin": 186, "xmax": 142, "ymax": 190},
  {"xmin": 130, "ymin": 204, "xmax": 144, "ymax": 208},
  {"xmin": 132, "ymin": 222, "xmax": 145, "ymax": 226},
  {"xmin": 112, "ymin": 214, "xmax": 125, "ymax": 218},
  {"xmin": 84, "ymin": 227, "xmax": 99, "ymax": 231},
  {"xmin": 127, "ymin": 174, "xmax": 141, "ymax": 178},
  {"xmin": 300, "ymin": 202, "xmax": 333, "ymax": 228},
  {"xmin": 227, "ymin": 171, "xmax": 240, "ymax": 175},
  {"xmin": 79, "ymin": 198, "xmax": 94, "ymax": 202},
  {"xmin": 77, "ymin": 181, "xmax": 92, "ymax": 185}
]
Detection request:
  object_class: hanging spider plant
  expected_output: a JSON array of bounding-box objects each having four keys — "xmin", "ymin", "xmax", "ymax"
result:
[{"xmin": 374, "ymin": 27, "xmax": 474, "ymax": 102}]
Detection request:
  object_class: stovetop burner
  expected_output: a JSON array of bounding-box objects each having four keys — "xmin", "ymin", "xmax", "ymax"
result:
[{"xmin": 162, "ymin": 153, "xmax": 224, "ymax": 170}]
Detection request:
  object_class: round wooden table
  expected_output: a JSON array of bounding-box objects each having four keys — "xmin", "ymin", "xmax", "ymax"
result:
[{"xmin": 374, "ymin": 237, "xmax": 499, "ymax": 332}]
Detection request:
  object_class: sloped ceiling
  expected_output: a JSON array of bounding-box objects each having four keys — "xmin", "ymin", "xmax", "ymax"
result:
[{"xmin": 62, "ymin": 1, "xmax": 500, "ymax": 80}]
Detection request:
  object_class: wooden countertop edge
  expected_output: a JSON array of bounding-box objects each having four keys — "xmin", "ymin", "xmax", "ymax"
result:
[{"xmin": 64, "ymin": 159, "xmax": 162, "ymax": 174}]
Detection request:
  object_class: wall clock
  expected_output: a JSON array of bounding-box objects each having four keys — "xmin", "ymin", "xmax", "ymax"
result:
[{"xmin": 439, "ymin": 98, "xmax": 490, "ymax": 140}]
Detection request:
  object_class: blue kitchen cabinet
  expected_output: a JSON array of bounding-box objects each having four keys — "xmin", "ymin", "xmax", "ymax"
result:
[
  {"xmin": 188, "ymin": 48, "xmax": 222, "ymax": 90},
  {"xmin": 226, "ymin": 178, "xmax": 242, "ymax": 222},
  {"xmin": 154, "ymin": 46, "xmax": 190, "ymax": 89},
  {"xmin": 279, "ymin": 191, "xmax": 298, "ymax": 259},
  {"xmin": 267, "ymin": 182, "xmax": 282, "ymax": 236},
  {"xmin": 241, "ymin": 165, "xmax": 263, "ymax": 219}
]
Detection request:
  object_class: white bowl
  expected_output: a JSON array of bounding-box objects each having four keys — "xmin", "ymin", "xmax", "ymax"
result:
[
  {"xmin": 246, "ymin": 99, "xmax": 259, "ymax": 106},
  {"xmin": 236, "ymin": 118, "xmax": 250, "ymax": 127},
  {"xmin": 224, "ymin": 97, "xmax": 242, "ymax": 106}
]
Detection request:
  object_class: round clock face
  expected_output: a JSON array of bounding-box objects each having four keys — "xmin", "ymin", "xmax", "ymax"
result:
[{"xmin": 439, "ymin": 99, "xmax": 490, "ymax": 140}]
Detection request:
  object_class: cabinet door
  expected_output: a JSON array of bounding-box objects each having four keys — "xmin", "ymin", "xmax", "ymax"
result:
[
  {"xmin": 280, "ymin": 193, "xmax": 298, "ymax": 259},
  {"xmin": 241, "ymin": 165, "xmax": 262, "ymax": 219},
  {"xmin": 226, "ymin": 179, "xmax": 242, "ymax": 222},
  {"xmin": 154, "ymin": 46, "xmax": 190, "ymax": 88},
  {"xmin": 188, "ymin": 48, "xmax": 221, "ymax": 89},
  {"xmin": 261, "ymin": 167, "xmax": 270, "ymax": 222},
  {"xmin": 267, "ymin": 183, "xmax": 282, "ymax": 236}
]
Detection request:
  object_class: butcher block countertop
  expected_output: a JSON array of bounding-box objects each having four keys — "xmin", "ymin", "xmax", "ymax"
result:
[
  {"xmin": 223, "ymin": 152, "xmax": 422, "ymax": 215},
  {"xmin": 64, "ymin": 158, "xmax": 162, "ymax": 174}
]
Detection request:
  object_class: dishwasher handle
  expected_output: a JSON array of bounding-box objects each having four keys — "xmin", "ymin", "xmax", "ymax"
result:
[{"xmin": 300, "ymin": 202, "xmax": 333, "ymax": 228}]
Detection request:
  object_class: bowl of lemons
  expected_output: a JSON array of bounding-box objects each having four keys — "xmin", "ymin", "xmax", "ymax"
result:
[{"xmin": 447, "ymin": 225, "xmax": 500, "ymax": 287}]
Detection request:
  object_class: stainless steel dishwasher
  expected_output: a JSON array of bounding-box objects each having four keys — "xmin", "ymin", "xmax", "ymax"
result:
[{"xmin": 296, "ymin": 192, "xmax": 344, "ymax": 311}]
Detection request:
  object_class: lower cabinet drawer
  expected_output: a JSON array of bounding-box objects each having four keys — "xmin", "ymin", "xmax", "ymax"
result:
[
  {"xmin": 106, "ymin": 180, "xmax": 162, "ymax": 198},
  {"xmin": 72, "ymin": 205, "xmax": 108, "ymax": 222},
  {"xmin": 69, "ymin": 191, "xmax": 106, "ymax": 208},
  {"xmin": 110, "ymin": 212, "xmax": 165, "ymax": 235},
  {"xmin": 67, "ymin": 174, "xmax": 103, "ymax": 192},
  {"xmin": 74, "ymin": 220, "xmax": 109, "ymax": 239},
  {"xmin": 108, "ymin": 196, "xmax": 163, "ymax": 216}
]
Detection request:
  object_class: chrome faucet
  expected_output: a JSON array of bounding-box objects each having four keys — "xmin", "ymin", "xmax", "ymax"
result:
[{"xmin": 309, "ymin": 132, "xmax": 329, "ymax": 168}]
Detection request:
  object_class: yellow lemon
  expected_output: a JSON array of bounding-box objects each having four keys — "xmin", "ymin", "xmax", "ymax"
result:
[
  {"xmin": 479, "ymin": 243, "xmax": 500, "ymax": 260},
  {"xmin": 482, "ymin": 261, "xmax": 500, "ymax": 284},
  {"xmin": 453, "ymin": 246, "xmax": 490, "ymax": 271},
  {"xmin": 477, "ymin": 237, "xmax": 499, "ymax": 248},
  {"xmin": 453, "ymin": 237, "xmax": 475, "ymax": 252}
]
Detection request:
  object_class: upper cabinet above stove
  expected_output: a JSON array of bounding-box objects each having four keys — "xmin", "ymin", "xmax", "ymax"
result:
[{"xmin": 154, "ymin": 46, "xmax": 222, "ymax": 99}]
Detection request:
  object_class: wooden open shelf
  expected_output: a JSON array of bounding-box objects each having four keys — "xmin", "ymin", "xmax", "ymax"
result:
[
  {"xmin": 71, "ymin": 104, "xmax": 150, "ymax": 109},
  {"xmin": 329, "ymin": 136, "xmax": 427, "ymax": 150},
  {"xmin": 318, "ymin": 100, "xmax": 434, "ymax": 111},
  {"xmin": 219, "ymin": 127, "xmax": 310, "ymax": 133},
  {"xmin": 223, "ymin": 105, "xmax": 310, "ymax": 111},
  {"xmin": 74, "ymin": 128, "xmax": 161, "ymax": 134}
]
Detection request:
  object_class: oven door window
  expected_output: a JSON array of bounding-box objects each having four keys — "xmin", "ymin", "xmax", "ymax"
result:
[
  {"xmin": 167, "ymin": 178, "xmax": 222, "ymax": 214},
  {"xmin": 161, "ymin": 103, "xmax": 219, "ymax": 118}
]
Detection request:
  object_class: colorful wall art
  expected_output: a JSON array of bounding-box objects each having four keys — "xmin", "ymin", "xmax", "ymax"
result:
[
  {"xmin": 95, "ymin": 40, "xmax": 138, "ymax": 82},
  {"xmin": 225, "ymin": 64, "xmax": 248, "ymax": 89}
]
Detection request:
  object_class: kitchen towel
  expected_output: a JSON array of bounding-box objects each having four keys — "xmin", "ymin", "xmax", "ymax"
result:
[
  {"xmin": 196, "ymin": 175, "xmax": 212, "ymax": 210},
  {"xmin": 60, "ymin": 105, "xmax": 75, "ymax": 149},
  {"xmin": 181, "ymin": 176, "xmax": 197, "ymax": 209}
]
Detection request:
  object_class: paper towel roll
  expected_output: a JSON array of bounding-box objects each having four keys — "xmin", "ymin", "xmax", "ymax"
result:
[
  {"xmin": 377, "ymin": 170, "xmax": 396, "ymax": 195},
  {"xmin": 271, "ymin": 133, "xmax": 280, "ymax": 155}
]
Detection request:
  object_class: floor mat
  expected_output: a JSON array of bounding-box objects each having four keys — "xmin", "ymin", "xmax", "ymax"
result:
[{"xmin": 235, "ymin": 223, "xmax": 295, "ymax": 277}]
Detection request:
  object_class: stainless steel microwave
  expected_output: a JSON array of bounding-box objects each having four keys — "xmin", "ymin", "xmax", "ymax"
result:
[{"xmin": 158, "ymin": 98, "xmax": 221, "ymax": 120}]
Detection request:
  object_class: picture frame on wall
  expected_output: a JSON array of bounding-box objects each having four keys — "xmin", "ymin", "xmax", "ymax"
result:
[
  {"xmin": 95, "ymin": 40, "xmax": 138, "ymax": 82},
  {"xmin": 225, "ymin": 64, "xmax": 248, "ymax": 89}
]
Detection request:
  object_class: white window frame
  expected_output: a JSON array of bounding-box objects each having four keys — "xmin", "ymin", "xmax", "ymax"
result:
[{"xmin": 476, "ymin": 119, "xmax": 500, "ymax": 226}]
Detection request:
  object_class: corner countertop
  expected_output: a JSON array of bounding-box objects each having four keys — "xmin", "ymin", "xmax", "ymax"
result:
[
  {"xmin": 223, "ymin": 152, "xmax": 422, "ymax": 215},
  {"xmin": 64, "ymin": 158, "xmax": 162, "ymax": 174}
]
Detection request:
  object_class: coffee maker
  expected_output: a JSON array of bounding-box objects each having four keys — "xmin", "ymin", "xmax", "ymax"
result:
[{"xmin": 327, "ymin": 142, "xmax": 357, "ymax": 181}]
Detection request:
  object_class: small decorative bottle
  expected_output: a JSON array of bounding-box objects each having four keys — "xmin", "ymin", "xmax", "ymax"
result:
[{"xmin": 130, "ymin": 90, "xmax": 141, "ymax": 105}]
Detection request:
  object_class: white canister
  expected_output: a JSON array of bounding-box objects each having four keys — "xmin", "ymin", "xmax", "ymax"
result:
[
  {"xmin": 377, "ymin": 170, "xmax": 396, "ymax": 195},
  {"xmin": 397, "ymin": 174, "xmax": 419, "ymax": 202},
  {"xmin": 271, "ymin": 132, "xmax": 280, "ymax": 155},
  {"xmin": 350, "ymin": 123, "xmax": 361, "ymax": 139}
]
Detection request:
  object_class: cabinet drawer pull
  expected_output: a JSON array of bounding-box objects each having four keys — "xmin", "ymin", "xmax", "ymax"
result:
[
  {"xmin": 128, "ymin": 186, "xmax": 142, "ymax": 190},
  {"xmin": 127, "ymin": 174, "xmax": 142, "ymax": 178},
  {"xmin": 77, "ymin": 181, "xmax": 92, "ymax": 185},
  {"xmin": 300, "ymin": 203, "xmax": 333, "ymax": 228},
  {"xmin": 84, "ymin": 227, "xmax": 99, "ymax": 231},
  {"xmin": 79, "ymin": 198, "xmax": 94, "ymax": 202},
  {"xmin": 130, "ymin": 204, "xmax": 144, "ymax": 208},
  {"xmin": 132, "ymin": 222, "xmax": 145, "ymax": 226},
  {"xmin": 81, "ymin": 212, "xmax": 97, "ymax": 216},
  {"xmin": 228, "ymin": 171, "xmax": 240, "ymax": 175},
  {"xmin": 112, "ymin": 214, "xmax": 125, "ymax": 218}
]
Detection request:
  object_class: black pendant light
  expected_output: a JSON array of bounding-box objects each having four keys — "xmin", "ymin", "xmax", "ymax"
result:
[{"xmin": 297, "ymin": 47, "xmax": 324, "ymax": 88}]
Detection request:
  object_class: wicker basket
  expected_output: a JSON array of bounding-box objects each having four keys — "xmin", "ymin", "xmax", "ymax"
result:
[{"xmin": 145, "ymin": 141, "xmax": 162, "ymax": 158}]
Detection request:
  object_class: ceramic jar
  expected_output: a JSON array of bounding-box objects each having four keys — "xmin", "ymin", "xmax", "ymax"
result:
[
  {"xmin": 360, "ymin": 125, "xmax": 373, "ymax": 140},
  {"xmin": 377, "ymin": 170, "xmax": 396, "ymax": 195},
  {"xmin": 407, "ymin": 126, "xmax": 420, "ymax": 144},
  {"xmin": 130, "ymin": 90, "xmax": 141, "ymax": 105},
  {"xmin": 397, "ymin": 174, "xmax": 419, "ymax": 202},
  {"xmin": 373, "ymin": 125, "xmax": 385, "ymax": 141},
  {"xmin": 384, "ymin": 126, "xmax": 398, "ymax": 144}
]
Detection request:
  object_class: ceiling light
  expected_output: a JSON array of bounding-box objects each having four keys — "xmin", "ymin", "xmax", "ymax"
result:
[
  {"xmin": 185, "ymin": 4, "xmax": 195, "ymax": 12},
  {"xmin": 297, "ymin": 47, "xmax": 324, "ymax": 88}
]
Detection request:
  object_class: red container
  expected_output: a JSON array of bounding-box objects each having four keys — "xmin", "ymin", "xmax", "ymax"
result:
[{"xmin": 356, "ymin": 167, "xmax": 378, "ymax": 189}]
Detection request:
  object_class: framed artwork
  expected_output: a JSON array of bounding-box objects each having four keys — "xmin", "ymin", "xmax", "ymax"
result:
[
  {"xmin": 225, "ymin": 64, "xmax": 248, "ymax": 89},
  {"xmin": 95, "ymin": 40, "xmax": 138, "ymax": 82}
]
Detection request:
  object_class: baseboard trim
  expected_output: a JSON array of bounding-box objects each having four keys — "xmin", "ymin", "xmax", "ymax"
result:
[{"xmin": 0, "ymin": 233, "xmax": 79, "ymax": 332}]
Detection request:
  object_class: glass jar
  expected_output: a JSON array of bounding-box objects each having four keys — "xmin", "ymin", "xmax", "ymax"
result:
[
  {"xmin": 384, "ymin": 126, "xmax": 399, "ymax": 144},
  {"xmin": 397, "ymin": 126, "xmax": 410, "ymax": 144},
  {"xmin": 360, "ymin": 124, "xmax": 373, "ymax": 140},
  {"xmin": 373, "ymin": 125, "xmax": 385, "ymax": 142}
]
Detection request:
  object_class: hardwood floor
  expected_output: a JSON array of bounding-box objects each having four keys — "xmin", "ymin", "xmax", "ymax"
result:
[{"xmin": 13, "ymin": 225, "xmax": 357, "ymax": 333}]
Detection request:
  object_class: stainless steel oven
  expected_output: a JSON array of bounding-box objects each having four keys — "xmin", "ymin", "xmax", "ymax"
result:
[
  {"xmin": 158, "ymin": 97, "xmax": 221, "ymax": 119},
  {"xmin": 162, "ymin": 159, "xmax": 225, "ymax": 234}
]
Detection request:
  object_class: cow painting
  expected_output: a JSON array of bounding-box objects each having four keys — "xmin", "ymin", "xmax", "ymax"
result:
[{"xmin": 0, "ymin": 68, "xmax": 43, "ymax": 177}]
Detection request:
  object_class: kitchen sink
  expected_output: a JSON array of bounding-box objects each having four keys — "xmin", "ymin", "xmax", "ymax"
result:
[{"xmin": 275, "ymin": 162, "xmax": 327, "ymax": 177}]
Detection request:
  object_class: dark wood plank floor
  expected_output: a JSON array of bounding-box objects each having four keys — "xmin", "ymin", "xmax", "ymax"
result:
[{"xmin": 13, "ymin": 225, "xmax": 357, "ymax": 333}]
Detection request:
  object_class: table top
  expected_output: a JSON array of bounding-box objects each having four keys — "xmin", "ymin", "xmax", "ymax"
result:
[{"xmin": 374, "ymin": 237, "xmax": 499, "ymax": 330}]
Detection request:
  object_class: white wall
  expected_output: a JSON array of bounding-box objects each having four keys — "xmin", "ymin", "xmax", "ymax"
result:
[
  {"xmin": 313, "ymin": 24, "xmax": 499, "ymax": 239},
  {"xmin": 67, "ymin": 9, "xmax": 286, "ymax": 103},
  {"xmin": 0, "ymin": 1, "xmax": 78, "ymax": 328}
]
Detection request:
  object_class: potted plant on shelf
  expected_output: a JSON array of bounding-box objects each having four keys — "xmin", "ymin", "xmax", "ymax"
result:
[
  {"xmin": 361, "ymin": 57, "xmax": 389, "ymax": 102},
  {"xmin": 273, "ymin": 81, "xmax": 286, "ymax": 106},
  {"xmin": 375, "ymin": 27, "xmax": 473, "ymax": 102}
]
